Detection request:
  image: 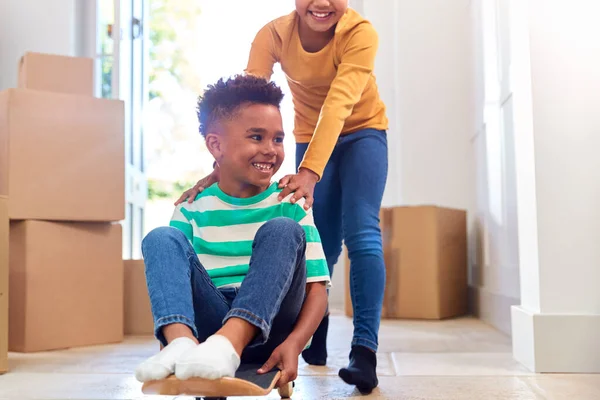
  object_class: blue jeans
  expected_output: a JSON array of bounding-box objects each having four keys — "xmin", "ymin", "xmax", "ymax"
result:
[
  {"xmin": 141, "ymin": 217, "xmax": 307, "ymax": 364},
  {"xmin": 296, "ymin": 128, "xmax": 388, "ymax": 352}
]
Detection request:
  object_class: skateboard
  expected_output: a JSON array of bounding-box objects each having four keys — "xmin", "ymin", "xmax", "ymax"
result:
[{"xmin": 141, "ymin": 364, "xmax": 294, "ymax": 399}]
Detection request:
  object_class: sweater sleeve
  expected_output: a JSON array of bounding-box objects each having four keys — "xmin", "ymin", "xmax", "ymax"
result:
[
  {"xmin": 245, "ymin": 23, "xmax": 278, "ymax": 80},
  {"xmin": 299, "ymin": 24, "xmax": 379, "ymax": 179}
]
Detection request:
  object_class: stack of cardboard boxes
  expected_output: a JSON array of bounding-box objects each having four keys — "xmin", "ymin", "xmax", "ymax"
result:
[
  {"xmin": 0, "ymin": 52, "xmax": 125, "ymax": 355},
  {"xmin": 345, "ymin": 206, "xmax": 468, "ymax": 320},
  {"xmin": 124, "ymin": 259, "xmax": 154, "ymax": 335},
  {"xmin": 1, "ymin": 196, "xmax": 8, "ymax": 372}
]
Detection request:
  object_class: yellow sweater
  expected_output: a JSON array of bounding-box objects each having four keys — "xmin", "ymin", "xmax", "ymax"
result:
[{"xmin": 245, "ymin": 8, "xmax": 388, "ymax": 179}]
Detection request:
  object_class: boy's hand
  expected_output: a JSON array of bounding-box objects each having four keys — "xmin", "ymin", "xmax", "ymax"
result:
[
  {"xmin": 174, "ymin": 166, "xmax": 220, "ymax": 205},
  {"xmin": 278, "ymin": 168, "xmax": 319, "ymax": 210},
  {"xmin": 257, "ymin": 339, "xmax": 302, "ymax": 387}
]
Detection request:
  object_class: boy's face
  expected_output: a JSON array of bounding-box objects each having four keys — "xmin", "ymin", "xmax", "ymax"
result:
[
  {"xmin": 295, "ymin": 0, "xmax": 348, "ymax": 33},
  {"xmin": 207, "ymin": 103, "xmax": 285, "ymax": 195}
]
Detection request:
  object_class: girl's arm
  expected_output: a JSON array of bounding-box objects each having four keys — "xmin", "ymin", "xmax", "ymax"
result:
[
  {"xmin": 245, "ymin": 24, "xmax": 279, "ymax": 80},
  {"xmin": 299, "ymin": 23, "xmax": 380, "ymax": 179}
]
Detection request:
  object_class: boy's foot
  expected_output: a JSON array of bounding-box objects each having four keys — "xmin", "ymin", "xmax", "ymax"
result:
[
  {"xmin": 175, "ymin": 334, "xmax": 241, "ymax": 380},
  {"xmin": 338, "ymin": 345, "xmax": 378, "ymax": 394},
  {"xmin": 301, "ymin": 314, "xmax": 329, "ymax": 366},
  {"xmin": 135, "ymin": 336, "xmax": 197, "ymax": 382}
]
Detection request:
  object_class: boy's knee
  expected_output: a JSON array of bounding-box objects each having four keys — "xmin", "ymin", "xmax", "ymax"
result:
[
  {"xmin": 257, "ymin": 217, "xmax": 303, "ymax": 241},
  {"xmin": 142, "ymin": 226, "xmax": 184, "ymax": 251}
]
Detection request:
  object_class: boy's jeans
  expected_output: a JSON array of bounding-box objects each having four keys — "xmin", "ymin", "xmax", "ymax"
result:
[
  {"xmin": 296, "ymin": 128, "xmax": 388, "ymax": 352},
  {"xmin": 141, "ymin": 217, "xmax": 307, "ymax": 363}
]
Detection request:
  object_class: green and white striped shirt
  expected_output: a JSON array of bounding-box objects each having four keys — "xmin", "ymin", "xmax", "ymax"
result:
[{"xmin": 170, "ymin": 182, "xmax": 330, "ymax": 289}]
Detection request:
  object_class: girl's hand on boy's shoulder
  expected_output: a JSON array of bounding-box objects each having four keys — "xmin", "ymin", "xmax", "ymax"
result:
[
  {"xmin": 277, "ymin": 168, "xmax": 319, "ymax": 210},
  {"xmin": 174, "ymin": 166, "xmax": 220, "ymax": 205}
]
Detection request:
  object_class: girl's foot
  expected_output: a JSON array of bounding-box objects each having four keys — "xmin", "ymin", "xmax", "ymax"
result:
[
  {"xmin": 301, "ymin": 314, "xmax": 329, "ymax": 365},
  {"xmin": 135, "ymin": 336, "xmax": 197, "ymax": 382},
  {"xmin": 175, "ymin": 334, "xmax": 241, "ymax": 380},
  {"xmin": 338, "ymin": 345, "xmax": 379, "ymax": 394}
]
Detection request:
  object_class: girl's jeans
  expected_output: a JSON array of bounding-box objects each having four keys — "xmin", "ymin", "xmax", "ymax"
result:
[
  {"xmin": 141, "ymin": 217, "xmax": 307, "ymax": 363},
  {"xmin": 296, "ymin": 128, "xmax": 388, "ymax": 352}
]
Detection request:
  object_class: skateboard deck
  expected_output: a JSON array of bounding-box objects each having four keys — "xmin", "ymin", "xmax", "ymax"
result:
[{"xmin": 141, "ymin": 364, "xmax": 294, "ymax": 398}]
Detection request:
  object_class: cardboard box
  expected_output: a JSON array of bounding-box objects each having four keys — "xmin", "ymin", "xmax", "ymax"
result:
[
  {"xmin": 345, "ymin": 206, "xmax": 468, "ymax": 320},
  {"xmin": 9, "ymin": 221, "xmax": 124, "ymax": 352},
  {"xmin": 0, "ymin": 196, "xmax": 7, "ymax": 373},
  {"xmin": 18, "ymin": 52, "xmax": 94, "ymax": 97},
  {"xmin": 124, "ymin": 259, "xmax": 154, "ymax": 335},
  {"xmin": 0, "ymin": 89, "xmax": 124, "ymax": 221}
]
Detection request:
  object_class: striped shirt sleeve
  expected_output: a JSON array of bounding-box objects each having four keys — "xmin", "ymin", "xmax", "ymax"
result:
[
  {"xmin": 289, "ymin": 199, "xmax": 331, "ymax": 286},
  {"xmin": 169, "ymin": 204, "xmax": 193, "ymax": 242}
]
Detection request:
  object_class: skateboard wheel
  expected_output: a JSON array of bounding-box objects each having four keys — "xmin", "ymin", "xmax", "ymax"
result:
[{"xmin": 277, "ymin": 381, "xmax": 294, "ymax": 398}]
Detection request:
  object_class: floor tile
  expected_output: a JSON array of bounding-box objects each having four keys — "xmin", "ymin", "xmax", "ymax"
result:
[
  {"xmin": 1, "ymin": 315, "xmax": 597, "ymax": 399},
  {"xmin": 519, "ymin": 375, "xmax": 600, "ymax": 400},
  {"xmin": 391, "ymin": 352, "xmax": 533, "ymax": 376},
  {"xmin": 0, "ymin": 373, "xmax": 144, "ymax": 400},
  {"xmin": 298, "ymin": 351, "xmax": 396, "ymax": 376},
  {"xmin": 7, "ymin": 337, "xmax": 157, "ymax": 374}
]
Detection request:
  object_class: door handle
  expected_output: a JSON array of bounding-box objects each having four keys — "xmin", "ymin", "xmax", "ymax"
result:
[{"xmin": 132, "ymin": 17, "xmax": 143, "ymax": 39}]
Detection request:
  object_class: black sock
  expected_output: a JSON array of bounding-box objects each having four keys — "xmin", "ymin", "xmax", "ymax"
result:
[
  {"xmin": 301, "ymin": 314, "xmax": 329, "ymax": 366},
  {"xmin": 338, "ymin": 345, "xmax": 378, "ymax": 394}
]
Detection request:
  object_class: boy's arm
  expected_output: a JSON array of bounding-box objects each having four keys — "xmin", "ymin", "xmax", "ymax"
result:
[
  {"xmin": 288, "ymin": 201, "xmax": 330, "ymax": 346},
  {"xmin": 245, "ymin": 23, "xmax": 278, "ymax": 80},
  {"xmin": 299, "ymin": 23, "xmax": 379, "ymax": 179},
  {"xmin": 258, "ymin": 201, "xmax": 329, "ymax": 383},
  {"xmin": 287, "ymin": 281, "xmax": 328, "ymax": 350},
  {"xmin": 258, "ymin": 282, "xmax": 327, "ymax": 385}
]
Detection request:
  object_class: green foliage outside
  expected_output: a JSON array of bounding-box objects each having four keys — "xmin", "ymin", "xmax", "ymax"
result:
[
  {"xmin": 148, "ymin": 180, "xmax": 197, "ymax": 200},
  {"xmin": 148, "ymin": 0, "xmax": 203, "ymax": 101},
  {"xmin": 145, "ymin": 0, "xmax": 209, "ymax": 199}
]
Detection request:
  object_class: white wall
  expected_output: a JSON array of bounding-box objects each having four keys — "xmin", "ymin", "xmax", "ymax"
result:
[
  {"xmin": 356, "ymin": 0, "xmax": 476, "ymax": 209},
  {"xmin": 0, "ymin": 0, "xmax": 80, "ymax": 91},
  {"xmin": 469, "ymin": 0, "xmax": 521, "ymax": 335},
  {"xmin": 354, "ymin": 1, "xmax": 520, "ymax": 336},
  {"xmin": 521, "ymin": 0, "xmax": 600, "ymax": 316},
  {"xmin": 511, "ymin": 0, "xmax": 600, "ymax": 372},
  {"xmin": 335, "ymin": 0, "xmax": 479, "ymax": 318}
]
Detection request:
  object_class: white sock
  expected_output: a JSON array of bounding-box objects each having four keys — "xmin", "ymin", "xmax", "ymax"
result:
[
  {"xmin": 175, "ymin": 334, "xmax": 241, "ymax": 380},
  {"xmin": 135, "ymin": 337, "xmax": 197, "ymax": 382}
]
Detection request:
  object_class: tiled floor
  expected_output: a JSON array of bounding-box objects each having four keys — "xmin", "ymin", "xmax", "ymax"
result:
[{"xmin": 1, "ymin": 312, "xmax": 599, "ymax": 399}]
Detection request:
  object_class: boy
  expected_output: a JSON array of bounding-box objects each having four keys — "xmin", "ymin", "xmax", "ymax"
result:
[{"xmin": 135, "ymin": 75, "xmax": 330, "ymax": 387}]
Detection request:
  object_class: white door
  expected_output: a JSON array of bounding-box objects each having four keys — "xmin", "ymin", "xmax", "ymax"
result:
[{"xmin": 112, "ymin": 0, "xmax": 148, "ymax": 259}]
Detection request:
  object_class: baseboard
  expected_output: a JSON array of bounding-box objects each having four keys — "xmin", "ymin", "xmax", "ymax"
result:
[
  {"xmin": 469, "ymin": 286, "xmax": 520, "ymax": 335},
  {"xmin": 512, "ymin": 306, "xmax": 600, "ymax": 373}
]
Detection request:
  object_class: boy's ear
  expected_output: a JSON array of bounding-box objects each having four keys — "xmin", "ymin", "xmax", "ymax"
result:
[{"xmin": 205, "ymin": 133, "xmax": 222, "ymax": 160}]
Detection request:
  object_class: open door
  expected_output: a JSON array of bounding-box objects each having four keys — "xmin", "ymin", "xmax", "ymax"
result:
[{"xmin": 112, "ymin": 0, "xmax": 148, "ymax": 259}]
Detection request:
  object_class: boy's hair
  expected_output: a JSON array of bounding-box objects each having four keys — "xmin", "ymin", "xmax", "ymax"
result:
[{"xmin": 196, "ymin": 74, "xmax": 284, "ymax": 137}]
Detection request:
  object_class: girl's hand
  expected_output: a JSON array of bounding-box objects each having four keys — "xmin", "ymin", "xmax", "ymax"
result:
[
  {"xmin": 174, "ymin": 166, "xmax": 220, "ymax": 205},
  {"xmin": 277, "ymin": 168, "xmax": 319, "ymax": 210},
  {"xmin": 257, "ymin": 339, "xmax": 302, "ymax": 387}
]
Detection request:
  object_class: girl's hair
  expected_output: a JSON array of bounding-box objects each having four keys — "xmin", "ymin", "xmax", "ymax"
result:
[{"xmin": 197, "ymin": 74, "xmax": 284, "ymax": 137}]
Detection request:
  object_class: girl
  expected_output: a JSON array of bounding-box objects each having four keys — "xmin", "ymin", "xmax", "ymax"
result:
[{"xmin": 177, "ymin": 0, "xmax": 388, "ymax": 393}]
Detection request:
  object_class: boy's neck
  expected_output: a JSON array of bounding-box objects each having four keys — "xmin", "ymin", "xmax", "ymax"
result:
[{"xmin": 218, "ymin": 178, "xmax": 270, "ymax": 199}]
